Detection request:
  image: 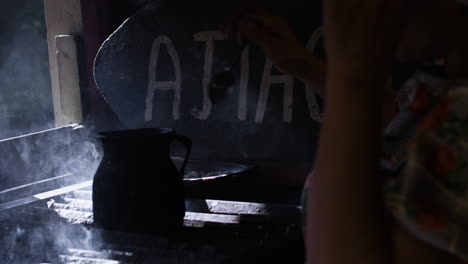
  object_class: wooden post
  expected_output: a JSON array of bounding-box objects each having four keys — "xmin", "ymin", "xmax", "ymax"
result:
[
  {"xmin": 43, "ymin": 0, "xmax": 83, "ymax": 127},
  {"xmin": 56, "ymin": 35, "xmax": 83, "ymax": 124}
]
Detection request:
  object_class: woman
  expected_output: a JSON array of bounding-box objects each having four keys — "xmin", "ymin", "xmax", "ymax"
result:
[{"xmin": 233, "ymin": 0, "xmax": 468, "ymax": 263}]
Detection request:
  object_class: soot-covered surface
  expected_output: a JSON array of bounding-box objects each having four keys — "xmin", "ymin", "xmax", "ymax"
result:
[{"xmin": 94, "ymin": 0, "xmax": 323, "ymax": 162}]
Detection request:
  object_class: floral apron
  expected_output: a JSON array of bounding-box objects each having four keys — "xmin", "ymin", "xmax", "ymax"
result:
[
  {"xmin": 303, "ymin": 70, "xmax": 468, "ymax": 261},
  {"xmin": 384, "ymin": 70, "xmax": 468, "ymax": 260}
]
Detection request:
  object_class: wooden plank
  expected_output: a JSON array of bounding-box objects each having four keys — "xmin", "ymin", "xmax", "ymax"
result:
[
  {"xmin": 43, "ymin": 0, "xmax": 83, "ymax": 126},
  {"xmin": 0, "ymin": 181, "xmax": 92, "ymax": 211},
  {"xmin": 0, "ymin": 124, "xmax": 78, "ymax": 143},
  {"xmin": 203, "ymin": 199, "xmax": 301, "ymax": 217},
  {"xmin": 49, "ymin": 196, "xmax": 301, "ymax": 218},
  {"xmin": 59, "ymin": 255, "xmax": 120, "ymax": 264},
  {"xmin": 62, "ymin": 197, "xmax": 93, "ymax": 210},
  {"xmin": 56, "ymin": 35, "xmax": 83, "ymax": 124},
  {"xmin": 0, "ymin": 174, "xmax": 71, "ymax": 195},
  {"xmin": 53, "ymin": 208, "xmax": 93, "ymax": 224},
  {"xmin": 0, "ymin": 180, "xmax": 301, "ymax": 227},
  {"xmin": 184, "ymin": 212, "xmax": 240, "ymax": 225},
  {"xmin": 34, "ymin": 181, "xmax": 93, "ymax": 200},
  {"xmin": 70, "ymin": 190, "xmax": 92, "ymax": 200}
]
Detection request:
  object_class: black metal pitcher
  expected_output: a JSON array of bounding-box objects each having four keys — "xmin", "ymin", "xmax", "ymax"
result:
[{"xmin": 92, "ymin": 128, "xmax": 191, "ymax": 234}]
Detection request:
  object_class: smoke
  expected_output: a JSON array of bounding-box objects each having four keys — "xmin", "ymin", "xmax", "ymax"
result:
[
  {"xmin": 42, "ymin": 125, "xmax": 102, "ymax": 183},
  {"xmin": 0, "ymin": 124, "xmax": 102, "ymax": 196},
  {"xmin": 0, "ymin": 124, "xmax": 105, "ymax": 263},
  {"xmin": 0, "ymin": 2, "xmax": 119, "ymax": 263},
  {"xmin": 0, "ymin": 0, "xmax": 55, "ymax": 140},
  {"xmin": 0, "ymin": 0, "xmax": 104, "ymax": 250},
  {"xmin": 0, "ymin": 222, "xmax": 108, "ymax": 263}
]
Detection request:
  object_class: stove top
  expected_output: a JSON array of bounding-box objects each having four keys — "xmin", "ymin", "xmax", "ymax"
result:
[{"xmin": 0, "ymin": 181, "xmax": 304, "ymax": 263}]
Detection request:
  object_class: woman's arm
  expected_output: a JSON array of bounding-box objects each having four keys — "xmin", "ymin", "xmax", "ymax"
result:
[
  {"xmin": 233, "ymin": 7, "xmax": 399, "ymax": 126},
  {"xmin": 306, "ymin": 0, "xmax": 405, "ymax": 263},
  {"xmin": 232, "ymin": 6, "xmax": 326, "ymax": 97},
  {"xmin": 307, "ymin": 71, "xmax": 390, "ymax": 264}
]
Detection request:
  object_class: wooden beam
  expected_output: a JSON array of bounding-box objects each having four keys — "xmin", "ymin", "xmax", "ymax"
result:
[
  {"xmin": 56, "ymin": 35, "xmax": 83, "ymax": 124},
  {"xmin": 0, "ymin": 181, "xmax": 92, "ymax": 211},
  {"xmin": 43, "ymin": 0, "xmax": 83, "ymax": 127}
]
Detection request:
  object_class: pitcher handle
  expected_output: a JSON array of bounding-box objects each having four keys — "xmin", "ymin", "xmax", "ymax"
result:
[{"xmin": 173, "ymin": 134, "xmax": 192, "ymax": 175}]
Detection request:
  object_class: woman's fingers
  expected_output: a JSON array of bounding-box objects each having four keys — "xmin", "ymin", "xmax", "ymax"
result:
[
  {"xmin": 242, "ymin": 8, "xmax": 286, "ymax": 30},
  {"xmin": 223, "ymin": 4, "xmax": 260, "ymax": 35},
  {"xmin": 221, "ymin": 4, "xmax": 317, "ymax": 80},
  {"xmin": 224, "ymin": 5, "xmax": 291, "ymax": 41},
  {"xmin": 236, "ymin": 18, "xmax": 273, "ymax": 47},
  {"xmin": 225, "ymin": 18, "xmax": 280, "ymax": 48}
]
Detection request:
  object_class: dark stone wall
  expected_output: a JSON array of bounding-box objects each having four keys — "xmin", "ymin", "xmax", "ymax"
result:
[{"xmin": 0, "ymin": 0, "xmax": 54, "ymax": 140}]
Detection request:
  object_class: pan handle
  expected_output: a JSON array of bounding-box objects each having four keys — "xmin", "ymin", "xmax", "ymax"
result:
[{"xmin": 173, "ymin": 134, "xmax": 192, "ymax": 176}]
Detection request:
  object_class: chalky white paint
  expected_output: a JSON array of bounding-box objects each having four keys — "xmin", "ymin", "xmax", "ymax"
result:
[
  {"xmin": 255, "ymin": 59, "xmax": 294, "ymax": 123},
  {"xmin": 193, "ymin": 30, "xmax": 227, "ymax": 119},
  {"xmin": 238, "ymin": 46, "xmax": 250, "ymax": 120},
  {"xmin": 305, "ymin": 27, "xmax": 323, "ymax": 122},
  {"xmin": 145, "ymin": 35, "xmax": 182, "ymax": 121},
  {"xmin": 145, "ymin": 28, "xmax": 323, "ymax": 123}
]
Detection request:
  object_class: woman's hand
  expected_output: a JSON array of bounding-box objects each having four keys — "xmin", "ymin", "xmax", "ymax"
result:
[
  {"xmin": 226, "ymin": 5, "xmax": 325, "ymax": 94},
  {"xmin": 324, "ymin": 0, "xmax": 406, "ymax": 81}
]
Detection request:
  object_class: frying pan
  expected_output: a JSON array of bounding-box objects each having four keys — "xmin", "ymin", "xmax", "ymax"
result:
[
  {"xmin": 172, "ymin": 158, "xmax": 254, "ymax": 198},
  {"xmin": 172, "ymin": 158, "xmax": 254, "ymax": 182}
]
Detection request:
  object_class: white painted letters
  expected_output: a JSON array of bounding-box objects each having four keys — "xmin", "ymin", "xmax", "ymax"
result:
[
  {"xmin": 255, "ymin": 59, "xmax": 294, "ymax": 123},
  {"xmin": 193, "ymin": 30, "xmax": 227, "ymax": 119},
  {"xmin": 145, "ymin": 35, "xmax": 182, "ymax": 121},
  {"xmin": 238, "ymin": 46, "xmax": 250, "ymax": 120},
  {"xmin": 304, "ymin": 27, "xmax": 323, "ymax": 122},
  {"xmin": 145, "ymin": 28, "xmax": 323, "ymax": 124}
]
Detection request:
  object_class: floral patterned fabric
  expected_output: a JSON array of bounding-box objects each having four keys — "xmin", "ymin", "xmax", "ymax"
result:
[
  {"xmin": 300, "ymin": 69, "xmax": 468, "ymax": 260},
  {"xmin": 383, "ymin": 70, "xmax": 468, "ymax": 260}
]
